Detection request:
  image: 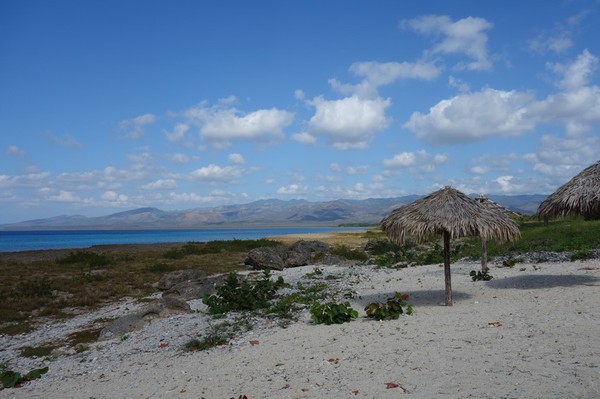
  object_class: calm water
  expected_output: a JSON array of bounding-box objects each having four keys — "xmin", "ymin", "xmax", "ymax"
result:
[{"xmin": 0, "ymin": 227, "xmax": 365, "ymax": 252}]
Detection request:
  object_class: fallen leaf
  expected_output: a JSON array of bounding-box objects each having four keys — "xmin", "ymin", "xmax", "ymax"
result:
[
  {"xmin": 281, "ymin": 384, "xmax": 290, "ymax": 389},
  {"xmin": 301, "ymin": 388, "xmax": 309, "ymax": 392},
  {"xmin": 385, "ymin": 382, "xmax": 399, "ymax": 389},
  {"xmin": 179, "ymin": 389, "xmax": 186, "ymax": 393},
  {"xmin": 249, "ymin": 340, "xmax": 259, "ymax": 345},
  {"xmin": 352, "ymin": 389, "xmax": 360, "ymax": 395},
  {"xmin": 488, "ymin": 321, "xmax": 503, "ymax": 327},
  {"xmin": 159, "ymin": 343, "xmax": 169, "ymax": 348}
]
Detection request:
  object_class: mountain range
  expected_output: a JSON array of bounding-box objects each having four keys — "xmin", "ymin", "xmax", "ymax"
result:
[{"xmin": 0, "ymin": 194, "xmax": 548, "ymax": 230}]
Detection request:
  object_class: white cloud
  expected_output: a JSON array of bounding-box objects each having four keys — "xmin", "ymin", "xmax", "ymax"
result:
[
  {"xmin": 48, "ymin": 133, "xmax": 83, "ymax": 148},
  {"xmin": 529, "ymin": 86, "xmax": 600, "ymax": 127},
  {"xmin": 530, "ymin": 133, "xmax": 600, "ymax": 179},
  {"xmin": 50, "ymin": 190, "xmax": 80, "ymax": 202},
  {"xmin": 294, "ymin": 89, "xmax": 305, "ymax": 100},
  {"xmin": 402, "ymin": 15, "xmax": 493, "ymax": 71},
  {"xmin": 189, "ymin": 164, "xmax": 242, "ymax": 181},
  {"xmin": 0, "ymin": 171, "xmax": 52, "ymax": 188},
  {"xmin": 164, "ymin": 123, "xmax": 190, "ymax": 142},
  {"xmin": 346, "ymin": 165, "xmax": 368, "ymax": 175},
  {"xmin": 470, "ymin": 166, "xmax": 489, "ymax": 174},
  {"xmin": 170, "ymin": 153, "xmax": 190, "ymax": 164},
  {"xmin": 119, "ymin": 113, "xmax": 156, "ymax": 139},
  {"xmin": 527, "ymin": 12, "xmax": 588, "ymax": 54},
  {"xmin": 228, "ymin": 153, "xmax": 245, "ymax": 164},
  {"xmin": 185, "ymin": 101, "xmax": 294, "ymax": 148},
  {"xmin": 404, "ymin": 88, "xmax": 536, "ymax": 145},
  {"xmin": 548, "ymin": 49, "xmax": 598, "ymax": 90},
  {"xmin": 307, "ymin": 95, "xmax": 391, "ymax": 150},
  {"xmin": 6, "ymin": 145, "xmax": 25, "ymax": 157},
  {"xmin": 383, "ymin": 150, "xmax": 447, "ymax": 172},
  {"xmin": 291, "ymin": 132, "xmax": 317, "ymax": 145},
  {"xmin": 142, "ymin": 179, "xmax": 177, "ymax": 190},
  {"xmin": 101, "ymin": 191, "xmax": 128, "ymax": 202},
  {"xmin": 277, "ymin": 183, "xmax": 307, "ymax": 195},
  {"xmin": 349, "ymin": 60, "xmax": 441, "ymax": 86},
  {"xmin": 329, "ymin": 163, "xmax": 342, "ymax": 172}
]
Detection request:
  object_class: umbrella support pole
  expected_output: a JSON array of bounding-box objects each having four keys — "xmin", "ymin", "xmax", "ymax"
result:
[{"xmin": 444, "ymin": 231, "xmax": 452, "ymax": 306}]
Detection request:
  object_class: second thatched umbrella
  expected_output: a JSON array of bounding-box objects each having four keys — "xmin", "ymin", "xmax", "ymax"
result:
[
  {"xmin": 537, "ymin": 160, "xmax": 600, "ymax": 221},
  {"xmin": 381, "ymin": 187, "xmax": 520, "ymax": 306}
]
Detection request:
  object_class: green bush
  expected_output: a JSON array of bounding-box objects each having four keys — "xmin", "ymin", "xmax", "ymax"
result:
[
  {"xmin": 365, "ymin": 293, "xmax": 413, "ymax": 320},
  {"xmin": 56, "ymin": 251, "xmax": 110, "ymax": 267},
  {"xmin": 203, "ymin": 270, "xmax": 287, "ymax": 315},
  {"xmin": 15, "ymin": 277, "xmax": 55, "ymax": 298},
  {"xmin": 0, "ymin": 364, "xmax": 48, "ymax": 388},
  {"xmin": 469, "ymin": 270, "xmax": 494, "ymax": 281},
  {"xmin": 331, "ymin": 245, "xmax": 368, "ymax": 262},
  {"xmin": 310, "ymin": 301, "xmax": 358, "ymax": 325}
]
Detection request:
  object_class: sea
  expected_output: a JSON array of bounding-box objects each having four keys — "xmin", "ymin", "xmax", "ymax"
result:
[{"xmin": 0, "ymin": 227, "xmax": 366, "ymax": 253}]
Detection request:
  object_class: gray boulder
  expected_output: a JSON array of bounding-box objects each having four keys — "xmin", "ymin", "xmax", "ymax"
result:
[{"xmin": 245, "ymin": 240, "xmax": 334, "ymax": 270}]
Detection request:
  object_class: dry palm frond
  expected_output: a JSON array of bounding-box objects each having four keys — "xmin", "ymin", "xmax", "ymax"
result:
[{"xmin": 537, "ymin": 160, "xmax": 600, "ymax": 220}]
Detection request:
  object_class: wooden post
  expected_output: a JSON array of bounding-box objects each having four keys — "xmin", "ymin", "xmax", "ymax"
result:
[
  {"xmin": 443, "ymin": 231, "xmax": 452, "ymax": 306},
  {"xmin": 481, "ymin": 238, "xmax": 488, "ymax": 273}
]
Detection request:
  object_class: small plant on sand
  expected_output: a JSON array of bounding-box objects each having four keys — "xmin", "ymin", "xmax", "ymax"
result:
[
  {"xmin": 365, "ymin": 293, "xmax": 413, "ymax": 321},
  {"xmin": 331, "ymin": 245, "xmax": 368, "ymax": 262},
  {"xmin": 310, "ymin": 301, "xmax": 358, "ymax": 325},
  {"xmin": 470, "ymin": 270, "xmax": 494, "ymax": 281},
  {"xmin": 0, "ymin": 363, "xmax": 48, "ymax": 388},
  {"xmin": 203, "ymin": 270, "xmax": 288, "ymax": 315}
]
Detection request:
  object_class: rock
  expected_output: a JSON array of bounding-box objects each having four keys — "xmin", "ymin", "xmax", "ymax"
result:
[
  {"xmin": 98, "ymin": 296, "xmax": 192, "ymax": 341},
  {"xmin": 162, "ymin": 274, "xmax": 227, "ymax": 301},
  {"xmin": 245, "ymin": 240, "xmax": 340, "ymax": 270},
  {"xmin": 245, "ymin": 246, "xmax": 287, "ymax": 270},
  {"xmin": 153, "ymin": 269, "xmax": 209, "ymax": 290}
]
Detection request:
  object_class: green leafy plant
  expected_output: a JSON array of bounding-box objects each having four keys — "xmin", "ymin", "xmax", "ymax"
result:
[
  {"xmin": 56, "ymin": 251, "xmax": 111, "ymax": 267},
  {"xmin": 571, "ymin": 249, "xmax": 592, "ymax": 261},
  {"xmin": 364, "ymin": 293, "xmax": 413, "ymax": 320},
  {"xmin": 203, "ymin": 270, "xmax": 287, "ymax": 315},
  {"xmin": 310, "ymin": 301, "xmax": 358, "ymax": 325},
  {"xmin": 0, "ymin": 364, "xmax": 48, "ymax": 388},
  {"xmin": 331, "ymin": 245, "xmax": 368, "ymax": 262},
  {"xmin": 470, "ymin": 270, "xmax": 494, "ymax": 281}
]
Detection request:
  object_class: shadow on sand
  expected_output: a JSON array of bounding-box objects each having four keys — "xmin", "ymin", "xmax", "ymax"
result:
[
  {"xmin": 486, "ymin": 274, "xmax": 600, "ymax": 290},
  {"xmin": 355, "ymin": 290, "xmax": 472, "ymax": 308}
]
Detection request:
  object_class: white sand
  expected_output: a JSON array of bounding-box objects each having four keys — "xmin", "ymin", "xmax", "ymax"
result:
[{"xmin": 1, "ymin": 259, "xmax": 599, "ymax": 399}]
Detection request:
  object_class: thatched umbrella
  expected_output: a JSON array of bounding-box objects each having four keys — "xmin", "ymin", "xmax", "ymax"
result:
[
  {"xmin": 381, "ymin": 187, "xmax": 520, "ymax": 306},
  {"xmin": 537, "ymin": 160, "xmax": 600, "ymax": 220}
]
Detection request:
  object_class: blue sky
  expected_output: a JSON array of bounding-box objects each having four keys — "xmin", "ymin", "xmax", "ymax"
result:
[{"xmin": 1, "ymin": 0, "xmax": 600, "ymax": 224}]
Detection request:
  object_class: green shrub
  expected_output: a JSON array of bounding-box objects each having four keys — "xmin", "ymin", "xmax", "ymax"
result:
[
  {"xmin": 56, "ymin": 251, "xmax": 110, "ymax": 267},
  {"xmin": 469, "ymin": 270, "xmax": 494, "ymax": 281},
  {"xmin": 331, "ymin": 245, "xmax": 368, "ymax": 262},
  {"xmin": 15, "ymin": 277, "xmax": 55, "ymax": 298},
  {"xmin": 310, "ymin": 301, "xmax": 358, "ymax": 325},
  {"xmin": 146, "ymin": 262, "xmax": 175, "ymax": 273},
  {"xmin": 365, "ymin": 293, "xmax": 413, "ymax": 320},
  {"xmin": 571, "ymin": 249, "xmax": 592, "ymax": 261},
  {"xmin": 0, "ymin": 364, "xmax": 48, "ymax": 388},
  {"xmin": 203, "ymin": 270, "xmax": 287, "ymax": 315}
]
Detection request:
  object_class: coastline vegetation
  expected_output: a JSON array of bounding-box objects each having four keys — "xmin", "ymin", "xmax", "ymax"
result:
[{"xmin": 1, "ymin": 216, "xmax": 598, "ymax": 335}]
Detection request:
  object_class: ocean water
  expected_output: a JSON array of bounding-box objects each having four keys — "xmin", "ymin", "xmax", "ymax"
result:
[{"xmin": 0, "ymin": 227, "xmax": 365, "ymax": 252}]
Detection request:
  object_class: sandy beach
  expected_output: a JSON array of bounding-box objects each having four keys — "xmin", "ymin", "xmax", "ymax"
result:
[{"xmin": 1, "ymin": 255, "xmax": 599, "ymax": 399}]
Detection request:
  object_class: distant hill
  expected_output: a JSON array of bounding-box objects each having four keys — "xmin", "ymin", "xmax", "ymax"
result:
[{"xmin": 0, "ymin": 194, "xmax": 547, "ymax": 230}]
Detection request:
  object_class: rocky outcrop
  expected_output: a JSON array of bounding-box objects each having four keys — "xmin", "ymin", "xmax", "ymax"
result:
[{"xmin": 244, "ymin": 240, "xmax": 348, "ymax": 270}]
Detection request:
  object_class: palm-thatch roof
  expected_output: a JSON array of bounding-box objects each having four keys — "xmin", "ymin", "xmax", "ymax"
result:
[
  {"xmin": 537, "ymin": 160, "xmax": 600, "ymax": 220},
  {"xmin": 380, "ymin": 187, "xmax": 520, "ymax": 306},
  {"xmin": 381, "ymin": 187, "xmax": 520, "ymax": 245}
]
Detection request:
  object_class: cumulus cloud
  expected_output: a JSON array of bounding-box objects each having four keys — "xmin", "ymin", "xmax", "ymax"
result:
[
  {"xmin": 101, "ymin": 191, "xmax": 128, "ymax": 202},
  {"xmin": 228, "ymin": 153, "xmax": 245, "ymax": 164},
  {"xmin": 383, "ymin": 150, "xmax": 448, "ymax": 172},
  {"xmin": 164, "ymin": 123, "xmax": 190, "ymax": 142},
  {"xmin": 49, "ymin": 190, "xmax": 80, "ymax": 202},
  {"xmin": 189, "ymin": 164, "xmax": 242, "ymax": 181},
  {"xmin": 530, "ymin": 133, "xmax": 600, "ymax": 179},
  {"xmin": 170, "ymin": 153, "xmax": 190, "ymax": 164},
  {"xmin": 6, "ymin": 145, "xmax": 25, "ymax": 157},
  {"xmin": 307, "ymin": 95, "xmax": 391, "ymax": 150},
  {"xmin": 528, "ymin": 12, "xmax": 587, "ymax": 54},
  {"xmin": 528, "ymin": 86, "xmax": 600, "ymax": 128},
  {"xmin": 548, "ymin": 49, "xmax": 598, "ymax": 90},
  {"xmin": 119, "ymin": 113, "xmax": 157, "ymax": 139},
  {"xmin": 142, "ymin": 179, "xmax": 177, "ymax": 190},
  {"xmin": 277, "ymin": 183, "xmax": 307, "ymax": 195},
  {"xmin": 402, "ymin": 15, "xmax": 493, "ymax": 71},
  {"xmin": 404, "ymin": 88, "xmax": 536, "ymax": 145},
  {"xmin": 291, "ymin": 132, "xmax": 317, "ymax": 145},
  {"xmin": 184, "ymin": 100, "xmax": 294, "ymax": 148}
]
